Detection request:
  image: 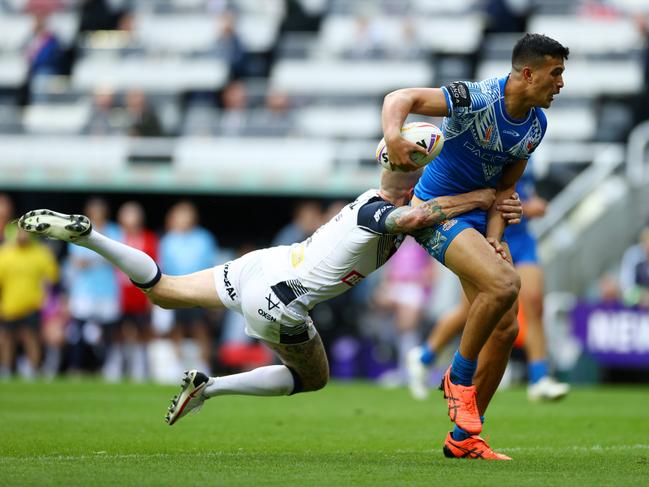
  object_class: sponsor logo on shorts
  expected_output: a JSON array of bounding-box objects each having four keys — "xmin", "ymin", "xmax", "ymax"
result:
[
  {"xmin": 223, "ymin": 263, "xmax": 236, "ymax": 300},
  {"xmin": 342, "ymin": 270, "xmax": 365, "ymax": 287},
  {"xmin": 266, "ymin": 293, "xmax": 280, "ymax": 311},
  {"xmin": 442, "ymin": 219, "xmax": 458, "ymax": 231},
  {"xmin": 257, "ymin": 308, "xmax": 276, "ymax": 322}
]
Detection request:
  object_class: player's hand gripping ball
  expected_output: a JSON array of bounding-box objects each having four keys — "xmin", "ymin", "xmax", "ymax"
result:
[{"xmin": 376, "ymin": 122, "xmax": 445, "ymax": 172}]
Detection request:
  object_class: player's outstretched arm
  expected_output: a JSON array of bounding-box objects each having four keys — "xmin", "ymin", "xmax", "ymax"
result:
[
  {"xmin": 383, "ymin": 189, "xmax": 496, "ymax": 234},
  {"xmin": 382, "ymin": 88, "xmax": 448, "ymax": 171}
]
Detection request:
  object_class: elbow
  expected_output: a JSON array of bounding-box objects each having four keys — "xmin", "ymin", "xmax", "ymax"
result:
[
  {"xmin": 384, "ymin": 88, "xmax": 409, "ymax": 105},
  {"xmin": 383, "ymin": 90, "xmax": 398, "ymax": 107}
]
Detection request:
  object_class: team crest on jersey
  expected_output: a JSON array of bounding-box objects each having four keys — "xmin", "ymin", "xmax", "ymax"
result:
[{"xmin": 442, "ymin": 219, "xmax": 458, "ymax": 231}]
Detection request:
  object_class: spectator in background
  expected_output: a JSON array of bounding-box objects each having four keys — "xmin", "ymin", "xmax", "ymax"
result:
[
  {"xmin": 19, "ymin": 12, "xmax": 63, "ymax": 105},
  {"xmin": 64, "ymin": 198, "xmax": 121, "ymax": 376},
  {"xmin": 125, "ymin": 89, "xmax": 164, "ymax": 137},
  {"xmin": 620, "ymin": 226, "xmax": 649, "ymax": 308},
  {"xmin": 247, "ymin": 90, "xmax": 295, "ymax": 136},
  {"xmin": 0, "ymin": 227, "xmax": 58, "ymax": 379},
  {"xmin": 40, "ymin": 285, "xmax": 69, "ymax": 379},
  {"xmin": 597, "ymin": 272, "xmax": 622, "ymax": 305},
  {"xmin": 112, "ymin": 201, "xmax": 158, "ymax": 382},
  {"xmin": 214, "ymin": 11, "xmax": 248, "ymax": 79},
  {"xmin": 347, "ymin": 16, "xmax": 385, "ymax": 59},
  {"xmin": 217, "ymin": 80, "xmax": 249, "ymax": 135},
  {"xmin": 373, "ymin": 237, "xmax": 435, "ymax": 387},
  {"xmin": 160, "ymin": 201, "xmax": 219, "ymax": 372},
  {"xmin": 390, "ymin": 18, "xmax": 426, "ymax": 60},
  {"xmin": 83, "ymin": 86, "xmax": 122, "ymax": 135},
  {"xmin": 0, "ymin": 194, "xmax": 14, "ymax": 242},
  {"xmin": 271, "ymin": 200, "xmax": 322, "ymax": 246}
]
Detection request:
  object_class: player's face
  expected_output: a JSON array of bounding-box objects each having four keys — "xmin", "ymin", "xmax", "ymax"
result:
[{"xmin": 532, "ymin": 56, "xmax": 565, "ymax": 108}]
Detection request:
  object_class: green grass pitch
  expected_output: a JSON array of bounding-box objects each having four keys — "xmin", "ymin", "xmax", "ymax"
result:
[{"xmin": 1, "ymin": 380, "xmax": 647, "ymax": 486}]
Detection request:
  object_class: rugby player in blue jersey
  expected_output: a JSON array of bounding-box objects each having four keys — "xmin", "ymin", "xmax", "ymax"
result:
[
  {"xmin": 381, "ymin": 33, "xmax": 569, "ymax": 460},
  {"xmin": 407, "ymin": 163, "xmax": 570, "ymax": 403}
]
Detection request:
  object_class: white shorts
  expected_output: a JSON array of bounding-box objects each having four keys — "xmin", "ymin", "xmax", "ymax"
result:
[{"xmin": 213, "ymin": 249, "xmax": 316, "ymax": 345}]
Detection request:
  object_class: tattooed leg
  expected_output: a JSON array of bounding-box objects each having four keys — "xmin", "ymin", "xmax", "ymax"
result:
[{"xmin": 265, "ymin": 333, "xmax": 330, "ymax": 393}]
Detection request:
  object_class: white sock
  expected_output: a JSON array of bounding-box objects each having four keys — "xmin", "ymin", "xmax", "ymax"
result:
[
  {"xmin": 398, "ymin": 330, "xmax": 420, "ymax": 373},
  {"xmin": 77, "ymin": 230, "xmax": 159, "ymax": 286},
  {"xmin": 203, "ymin": 365, "xmax": 295, "ymax": 398}
]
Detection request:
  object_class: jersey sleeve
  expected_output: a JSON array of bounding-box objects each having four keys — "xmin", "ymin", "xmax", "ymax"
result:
[
  {"xmin": 441, "ymin": 79, "xmax": 498, "ymax": 117},
  {"xmin": 357, "ymin": 198, "xmax": 398, "ymax": 235}
]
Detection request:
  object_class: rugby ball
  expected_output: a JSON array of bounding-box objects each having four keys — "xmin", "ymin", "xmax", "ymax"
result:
[{"xmin": 376, "ymin": 122, "xmax": 444, "ymax": 171}]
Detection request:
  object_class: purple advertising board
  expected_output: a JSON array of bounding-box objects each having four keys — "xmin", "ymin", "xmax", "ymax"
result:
[{"xmin": 572, "ymin": 302, "xmax": 649, "ymax": 368}]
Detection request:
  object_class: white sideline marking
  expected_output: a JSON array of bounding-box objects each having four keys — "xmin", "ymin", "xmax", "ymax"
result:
[
  {"xmin": 501, "ymin": 444, "xmax": 649, "ymax": 453},
  {"xmin": 1, "ymin": 445, "xmax": 649, "ymax": 462}
]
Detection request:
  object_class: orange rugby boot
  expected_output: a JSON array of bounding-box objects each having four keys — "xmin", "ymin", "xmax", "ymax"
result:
[
  {"xmin": 443, "ymin": 432, "xmax": 512, "ymax": 460},
  {"xmin": 440, "ymin": 366, "xmax": 482, "ymax": 434}
]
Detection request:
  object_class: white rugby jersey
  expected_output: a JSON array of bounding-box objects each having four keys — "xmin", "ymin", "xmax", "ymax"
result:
[{"xmin": 262, "ymin": 189, "xmax": 404, "ymax": 317}]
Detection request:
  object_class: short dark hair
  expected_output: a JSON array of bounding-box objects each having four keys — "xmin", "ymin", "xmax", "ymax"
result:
[{"xmin": 512, "ymin": 33, "xmax": 569, "ymax": 71}]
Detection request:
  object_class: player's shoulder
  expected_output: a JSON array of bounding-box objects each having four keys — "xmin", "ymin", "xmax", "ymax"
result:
[
  {"xmin": 355, "ymin": 191, "xmax": 397, "ymax": 235},
  {"xmin": 443, "ymin": 76, "xmax": 501, "ymax": 115},
  {"xmin": 348, "ymin": 188, "xmax": 381, "ymax": 210},
  {"xmin": 471, "ymin": 76, "xmax": 502, "ymax": 107}
]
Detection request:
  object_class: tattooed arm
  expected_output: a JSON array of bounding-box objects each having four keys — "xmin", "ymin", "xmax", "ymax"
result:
[{"xmin": 383, "ymin": 189, "xmax": 496, "ymax": 234}]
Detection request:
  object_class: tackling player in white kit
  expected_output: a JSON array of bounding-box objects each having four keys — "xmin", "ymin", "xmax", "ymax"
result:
[{"xmin": 17, "ymin": 168, "xmax": 521, "ymax": 426}]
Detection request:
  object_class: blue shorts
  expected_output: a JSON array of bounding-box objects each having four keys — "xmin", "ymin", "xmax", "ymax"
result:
[
  {"xmin": 410, "ymin": 209, "xmax": 487, "ymax": 265},
  {"xmin": 505, "ymin": 229, "xmax": 538, "ymax": 265}
]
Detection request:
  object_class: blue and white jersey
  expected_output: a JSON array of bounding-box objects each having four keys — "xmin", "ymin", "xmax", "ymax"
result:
[{"xmin": 414, "ymin": 75, "xmax": 547, "ymax": 200}]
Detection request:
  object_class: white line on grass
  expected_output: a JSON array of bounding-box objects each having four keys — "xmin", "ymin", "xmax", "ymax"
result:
[
  {"xmin": 2, "ymin": 445, "xmax": 649, "ymax": 462},
  {"xmin": 501, "ymin": 444, "xmax": 649, "ymax": 453}
]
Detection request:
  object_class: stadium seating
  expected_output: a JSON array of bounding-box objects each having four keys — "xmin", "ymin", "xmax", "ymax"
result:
[
  {"xmin": 72, "ymin": 57, "xmax": 229, "ymax": 93},
  {"xmin": 527, "ymin": 15, "xmax": 643, "ymax": 55},
  {"xmin": 0, "ymin": 55, "xmax": 27, "ymax": 87},
  {"xmin": 0, "ymin": 0, "xmax": 645, "ymax": 195},
  {"xmin": 270, "ymin": 60, "xmax": 434, "ymax": 95},
  {"xmin": 22, "ymin": 102, "xmax": 91, "ymax": 134}
]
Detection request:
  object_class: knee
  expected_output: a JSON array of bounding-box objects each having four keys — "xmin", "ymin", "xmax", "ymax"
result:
[
  {"xmin": 294, "ymin": 364, "xmax": 329, "ymax": 393},
  {"xmin": 489, "ymin": 268, "xmax": 521, "ymax": 308},
  {"xmin": 303, "ymin": 367, "xmax": 330, "ymax": 393}
]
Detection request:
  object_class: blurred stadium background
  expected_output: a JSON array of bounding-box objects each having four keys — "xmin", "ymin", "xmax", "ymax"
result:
[{"xmin": 0, "ymin": 0, "xmax": 648, "ymax": 388}]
